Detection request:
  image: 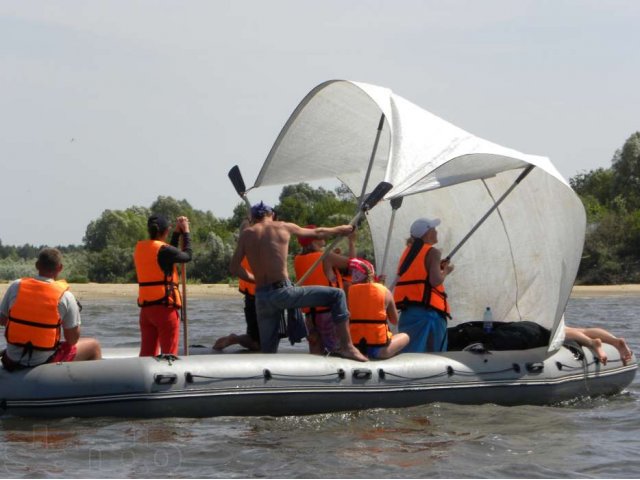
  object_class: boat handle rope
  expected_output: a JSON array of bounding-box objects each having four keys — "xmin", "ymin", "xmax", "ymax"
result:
[
  {"xmin": 380, "ymin": 364, "xmax": 520, "ymax": 382},
  {"xmin": 262, "ymin": 368, "xmax": 346, "ymax": 380},
  {"xmin": 556, "ymin": 355, "xmax": 622, "ymax": 372},
  {"xmin": 185, "ymin": 372, "xmax": 266, "ymax": 383},
  {"xmin": 185, "ymin": 368, "xmax": 347, "ymax": 383}
]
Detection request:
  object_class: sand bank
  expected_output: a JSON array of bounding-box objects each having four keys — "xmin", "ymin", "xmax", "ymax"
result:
[
  {"xmin": 570, "ymin": 284, "xmax": 640, "ymax": 298},
  {"xmin": 0, "ymin": 283, "xmax": 241, "ymax": 301},
  {"xmin": 0, "ymin": 282, "xmax": 638, "ymax": 301}
]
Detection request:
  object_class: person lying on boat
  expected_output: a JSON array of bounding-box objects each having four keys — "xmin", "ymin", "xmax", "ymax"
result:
[
  {"xmin": 229, "ymin": 201, "xmax": 368, "ymax": 361},
  {"xmin": 0, "ymin": 248, "xmax": 102, "ymax": 371},
  {"xmin": 134, "ymin": 214, "xmax": 192, "ymax": 357},
  {"xmin": 348, "ymin": 258, "xmax": 409, "ymax": 359},
  {"xmin": 393, "ymin": 217, "xmax": 454, "ymax": 353},
  {"xmin": 565, "ymin": 326, "xmax": 633, "ymax": 366},
  {"xmin": 293, "ymin": 224, "xmax": 356, "ymax": 355},
  {"xmin": 214, "ymin": 221, "xmax": 261, "ymax": 352}
]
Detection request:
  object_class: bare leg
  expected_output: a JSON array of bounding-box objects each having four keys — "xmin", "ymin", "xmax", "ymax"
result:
[
  {"xmin": 565, "ymin": 327, "xmax": 608, "ymax": 365},
  {"xmin": 74, "ymin": 338, "xmax": 102, "ymax": 361},
  {"xmin": 306, "ymin": 331, "xmax": 325, "ymax": 354},
  {"xmin": 611, "ymin": 338, "xmax": 633, "ymax": 366},
  {"xmin": 335, "ymin": 321, "xmax": 368, "ymax": 362},
  {"xmin": 581, "ymin": 328, "xmax": 633, "ymax": 365},
  {"xmin": 377, "ymin": 333, "xmax": 410, "ymax": 359}
]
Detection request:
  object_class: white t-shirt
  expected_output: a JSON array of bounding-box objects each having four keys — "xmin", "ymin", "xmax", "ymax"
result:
[{"xmin": 1, "ymin": 276, "xmax": 81, "ymax": 367}]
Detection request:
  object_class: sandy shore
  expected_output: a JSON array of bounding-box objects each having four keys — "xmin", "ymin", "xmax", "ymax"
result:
[
  {"xmin": 570, "ymin": 284, "xmax": 640, "ymax": 298},
  {"xmin": 0, "ymin": 283, "xmax": 241, "ymax": 301},
  {"xmin": 0, "ymin": 282, "xmax": 638, "ymax": 300}
]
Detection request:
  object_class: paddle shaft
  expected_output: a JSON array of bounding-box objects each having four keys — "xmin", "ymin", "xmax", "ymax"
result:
[
  {"xmin": 181, "ymin": 263, "xmax": 188, "ymax": 356},
  {"xmin": 295, "ymin": 180, "xmax": 392, "ymax": 286},
  {"xmin": 295, "ymin": 221, "xmax": 359, "ymax": 287},
  {"xmin": 445, "ymin": 164, "xmax": 535, "ymax": 262}
]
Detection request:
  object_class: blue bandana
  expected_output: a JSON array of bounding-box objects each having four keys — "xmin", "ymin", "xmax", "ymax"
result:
[{"xmin": 250, "ymin": 201, "xmax": 273, "ymax": 219}]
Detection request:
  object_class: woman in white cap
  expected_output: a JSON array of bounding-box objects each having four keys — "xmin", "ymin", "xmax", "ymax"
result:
[{"xmin": 392, "ymin": 217, "xmax": 454, "ymax": 352}]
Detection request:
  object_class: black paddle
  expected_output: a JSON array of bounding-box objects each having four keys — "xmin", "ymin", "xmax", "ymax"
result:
[
  {"xmin": 296, "ymin": 181, "xmax": 393, "ymax": 286},
  {"xmin": 444, "ymin": 164, "xmax": 535, "ymax": 262},
  {"xmin": 228, "ymin": 165, "xmax": 253, "ymax": 212}
]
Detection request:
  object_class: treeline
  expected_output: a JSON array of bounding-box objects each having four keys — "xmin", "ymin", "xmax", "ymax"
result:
[
  {"xmin": 0, "ymin": 184, "xmax": 373, "ymax": 284},
  {"xmin": 1, "ymin": 132, "xmax": 639, "ymax": 285},
  {"xmin": 570, "ymin": 132, "xmax": 640, "ymax": 284}
]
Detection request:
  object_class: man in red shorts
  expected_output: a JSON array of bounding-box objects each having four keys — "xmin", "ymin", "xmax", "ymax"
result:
[{"xmin": 0, "ymin": 248, "xmax": 102, "ymax": 371}]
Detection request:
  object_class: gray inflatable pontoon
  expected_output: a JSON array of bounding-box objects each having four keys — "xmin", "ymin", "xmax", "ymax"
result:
[{"xmin": 0, "ymin": 343, "xmax": 635, "ymax": 418}]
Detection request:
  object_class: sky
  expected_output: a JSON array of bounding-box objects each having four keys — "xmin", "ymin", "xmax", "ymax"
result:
[{"xmin": 1, "ymin": 0, "xmax": 638, "ymax": 246}]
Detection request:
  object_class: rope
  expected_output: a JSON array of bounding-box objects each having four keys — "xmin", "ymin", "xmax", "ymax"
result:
[{"xmin": 187, "ymin": 374, "xmax": 265, "ymax": 382}]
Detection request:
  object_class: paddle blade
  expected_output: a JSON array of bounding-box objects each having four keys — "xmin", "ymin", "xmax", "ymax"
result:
[
  {"xmin": 361, "ymin": 181, "xmax": 393, "ymax": 212},
  {"xmin": 228, "ymin": 165, "xmax": 247, "ymax": 196},
  {"xmin": 390, "ymin": 196, "xmax": 404, "ymax": 210}
]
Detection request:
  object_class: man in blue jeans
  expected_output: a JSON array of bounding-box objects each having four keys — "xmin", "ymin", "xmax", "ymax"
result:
[{"xmin": 230, "ymin": 202, "xmax": 367, "ymax": 361}]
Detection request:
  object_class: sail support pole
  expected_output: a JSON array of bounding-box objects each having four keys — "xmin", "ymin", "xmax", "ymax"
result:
[
  {"xmin": 445, "ymin": 164, "xmax": 535, "ymax": 262},
  {"xmin": 357, "ymin": 114, "xmax": 386, "ymax": 206},
  {"xmin": 380, "ymin": 196, "xmax": 404, "ymax": 281}
]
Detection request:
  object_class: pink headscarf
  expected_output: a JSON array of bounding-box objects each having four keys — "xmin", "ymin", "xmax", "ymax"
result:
[{"xmin": 348, "ymin": 258, "xmax": 375, "ymax": 284}]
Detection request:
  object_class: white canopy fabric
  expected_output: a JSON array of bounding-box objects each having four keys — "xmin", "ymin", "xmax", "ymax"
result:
[{"xmin": 254, "ymin": 80, "xmax": 585, "ymax": 351}]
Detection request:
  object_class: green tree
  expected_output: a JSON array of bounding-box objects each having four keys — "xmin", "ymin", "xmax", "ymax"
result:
[
  {"xmin": 276, "ymin": 183, "xmax": 357, "ymax": 226},
  {"xmin": 83, "ymin": 207, "xmax": 148, "ymax": 252},
  {"xmin": 86, "ymin": 247, "xmax": 136, "ymax": 283},
  {"xmin": 570, "ymin": 132, "xmax": 640, "ymax": 284},
  {"xmin": 611, "ymin": 132, "xmax": 640, "ymax": 210},
  {"xmin": 150, "ymin": 196, "xmax": 229, "ymax": 244},
  {"xmin": 570, "ymin": 168, "xmax": 613, "ymax": 207},
  {"xmin": 190, "ymin": 232, "xmax": 235, "ymax": 283},
  {"xmin": 228, "ymin": 203, "xmax": 249, "ymax": 230}
]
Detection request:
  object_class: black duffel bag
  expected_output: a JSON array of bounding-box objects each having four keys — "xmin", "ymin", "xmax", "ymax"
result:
[{"xmin": 447, "ymin": 320, "xmax": 550, "ymax": 351}]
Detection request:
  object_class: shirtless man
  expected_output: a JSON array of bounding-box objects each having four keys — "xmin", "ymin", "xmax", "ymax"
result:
[
  {"xmin": 565, "ymin": 326, "xmax": 633, "ymax": 366},
  {"xmin": 229, "ymin": 201, "xmax": 367, "ymax": 361}
]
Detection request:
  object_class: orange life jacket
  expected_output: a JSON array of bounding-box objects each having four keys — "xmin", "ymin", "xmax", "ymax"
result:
[
  {"xmin": 294, "ymin": 251, "xmax": 343, "ymax": 314},
  {"xmin": 134, "ymin": 240, "xmax": 182, "ymax": 308},
  {"xmin": 393, "ymin": 243, "xmax": 450, "ymax": 318},
  {"xmin": 238, "ymin": 257, "xmax": 256, "ymax": 297},
  {"xmin": 348, "ymin": 282, "xmax": 391, "ymax": 348},
  {"xmin": 5, "ymin": 278, "xmax": 69, "ymax": 351}
]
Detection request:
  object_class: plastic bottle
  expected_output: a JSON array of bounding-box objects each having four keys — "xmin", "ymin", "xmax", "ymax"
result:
[{"xmin": 482, "ymin": 306, "xmax": 493, "ymax": 334}]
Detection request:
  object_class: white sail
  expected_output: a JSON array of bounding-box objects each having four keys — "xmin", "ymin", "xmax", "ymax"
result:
[{"xmin": 253, "ymin": 80, "xmax": 585, "ymax": 351}]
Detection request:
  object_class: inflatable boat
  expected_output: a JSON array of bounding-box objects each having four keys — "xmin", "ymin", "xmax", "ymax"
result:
[
  {"xmin": 2, "ymin": 80, "xmax": 636, "ymax": 418},
  {"xmin": 0, "ymin": 336, "xmax": 636, "ymax": 418}
]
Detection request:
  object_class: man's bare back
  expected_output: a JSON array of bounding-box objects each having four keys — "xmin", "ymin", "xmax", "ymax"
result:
[
  {"xmin": 240, "ymin": 220, "xmax": 294, "ymax": 287},
  {"xmin": 231, "ymin": 214, "xmax": 354, "ymax": 288}
]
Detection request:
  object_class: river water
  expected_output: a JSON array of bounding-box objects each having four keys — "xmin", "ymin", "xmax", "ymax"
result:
[{"xmin": 0, "ymin": 294, "xmax": 638, "ymax": 478}]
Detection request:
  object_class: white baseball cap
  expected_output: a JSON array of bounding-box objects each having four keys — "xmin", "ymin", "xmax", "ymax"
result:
[{"xmin": 410, "ymin": 217, "xmax": 441, "ymax": 238}]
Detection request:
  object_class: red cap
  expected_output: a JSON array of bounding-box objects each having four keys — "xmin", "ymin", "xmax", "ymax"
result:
[{"xmin": 298, "ymin": 225, "xmax": 317, "ymax": 247}]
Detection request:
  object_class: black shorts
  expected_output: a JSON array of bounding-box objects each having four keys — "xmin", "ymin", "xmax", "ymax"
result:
[{"xmin": 244, "ymin": 295, "xmax": 260, "ymax": 342}]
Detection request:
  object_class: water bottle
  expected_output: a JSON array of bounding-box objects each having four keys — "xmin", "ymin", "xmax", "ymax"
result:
[{"xmin": 482, "ymin": 306, "xmax": 493, "ymax": 334}]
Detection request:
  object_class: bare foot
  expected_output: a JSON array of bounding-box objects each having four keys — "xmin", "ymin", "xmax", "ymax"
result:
[
  {"xmin": 213, "ymin": 334, "xmax": 239, "ymax": 351},
  {"xmin": 338, "ymin": 345, "xmax": 368, "ymax": 362},
  {"xmin": 614, "ymin": 338, "xmax": 633, "ymax": 365},
  {"xmin": 592, "ymin": 338, "xmax": 608, "ymax": 365}
]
